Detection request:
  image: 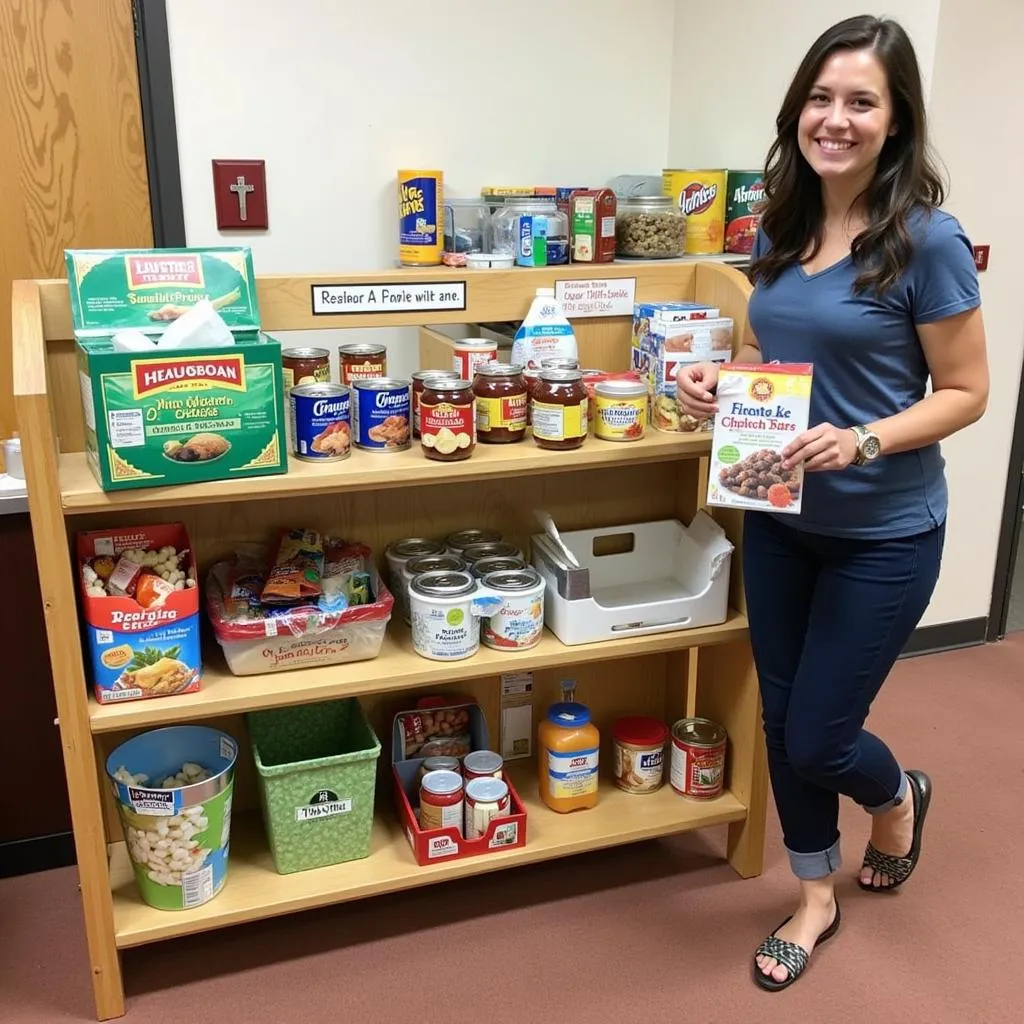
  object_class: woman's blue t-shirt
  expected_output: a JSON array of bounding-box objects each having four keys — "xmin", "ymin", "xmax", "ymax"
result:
[{"xmin": 747, "ymin": 207, "xmax": 980, "ymax": 539}]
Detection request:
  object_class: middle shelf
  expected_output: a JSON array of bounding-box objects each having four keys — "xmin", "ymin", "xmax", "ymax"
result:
[{"xmin": 88, "ymin": 612, "xmax": 749, "ymax": 734}]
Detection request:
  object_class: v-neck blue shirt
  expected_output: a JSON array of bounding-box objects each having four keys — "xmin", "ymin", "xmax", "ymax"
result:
[{"xmin": 747, "ymin": 207, "xmax": 980, "ymax": 539}]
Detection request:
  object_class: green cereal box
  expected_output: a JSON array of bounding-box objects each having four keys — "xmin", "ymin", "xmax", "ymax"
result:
[
  {"xmin": 66, "ymin": 247, "xmax": 260, "ymax": 336},
  {"xmin": 65, "ymin": 248, "xmax": 288, "ymax": 492}
]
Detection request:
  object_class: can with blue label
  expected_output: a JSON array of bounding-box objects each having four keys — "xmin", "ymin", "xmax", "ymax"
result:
[
  {"xmin": 290, "ymin": 382, "xmax": 351, "ymax": 462},
  {"xmin": 352, "ymin": 377, "xmax": 412, "ymax": 452},
  {"xmin": 398, "ymin": 169, "xmax": 443, "ymax": 267}
]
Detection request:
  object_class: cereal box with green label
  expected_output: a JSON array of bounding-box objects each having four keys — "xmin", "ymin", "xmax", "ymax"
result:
[
  {"xmin": 65, "ymin": 247, "xmax": 287, "ymax": 492},
  {"xmin": 706, "ymin": 363, "xmax": 814, "ymax": 514}
]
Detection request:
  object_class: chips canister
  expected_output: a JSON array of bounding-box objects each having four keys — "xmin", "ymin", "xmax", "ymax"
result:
[
  {"xmin": 662, "ymin": 169, "xmax": 727, "ymax": 255},
  {"xmin": 670, "ymin": 717, "xmax": 727, "ymax": 799},
  {"xmin": 398, "ymin": 169, "xmax": 443, "ymax": 267},
  {"xmin": 725, "ymin": 170, "xmax": 767, "ymax": 254}
]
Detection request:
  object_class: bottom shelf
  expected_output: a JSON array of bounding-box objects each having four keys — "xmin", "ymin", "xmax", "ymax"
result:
[{"xmin": 109, "ymin": 765, "xmax": 747, "ymax": 948}]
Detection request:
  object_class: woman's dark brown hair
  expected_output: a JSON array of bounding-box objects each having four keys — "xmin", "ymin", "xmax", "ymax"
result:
[{"xmin": 750, "ymin": 15, "xmax": 946, "ymax": 294}]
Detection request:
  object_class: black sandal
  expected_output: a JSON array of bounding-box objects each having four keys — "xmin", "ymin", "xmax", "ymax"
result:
[
  {"xmin": 752, "ymin": 899, "xmax": 841, "ymax": 992},
  {"xmin": 859, "ymin": 768, "xmax": 932, "ymax": 893}
]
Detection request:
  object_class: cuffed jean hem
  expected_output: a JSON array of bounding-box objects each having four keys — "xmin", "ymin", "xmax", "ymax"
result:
[
  {"xmin": 864, "ymin": 770, "xmax": 909, "ymax": 816},
  {"xmin": 787, "ymin": 839, "xmax": 842, "ymax": 880}
]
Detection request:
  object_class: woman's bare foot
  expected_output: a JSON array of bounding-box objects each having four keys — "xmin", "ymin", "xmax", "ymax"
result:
[
  {"xmin": 755, "ymin": 878, "xmax": 838, "ymax": 985},
  {"xmin": 860, "ymin": 776, "xmax": 916, "ymax": 888}
]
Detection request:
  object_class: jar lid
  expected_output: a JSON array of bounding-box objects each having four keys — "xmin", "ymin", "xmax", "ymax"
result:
[
  {"xmin": 540, "ymin": 357, "xmax": 580, "ymax": 369},
  {"xmin": 445, "ymin": 528, "xmax": 502, "ymax": 550},
  {"xmin": 471, "ymin": 556, "xmax": 526, "ymax": 576},
  {"xmin": 621, "ymin": 195, "xmax": 674, "ymax": 209},
  {"xmin": 481, "ymin": 567, "xmax": 541, "ymax": 591},
  {"xmin": 595, "ymin": 379, "xmax": 647, "ymax": 398},
  {"xmin": 465, "ymin": 776, "xmax": 509, "ymax": 803},
  {"xmin": 614, "ymin": 716, "xmax": 669, "ymax": 747},
  {"xmin": 539, "ymin": 368, "xmax": 584, "ymax": 383},
  {"xmin": 283, "ymin": 347, "xmax": 330, "ymax": 358},
  {"xmin": 340, "ymin": 343, "xmax": 387, "ymax": 355},
  {"xmin": 547, "ymin": 702, "xmax": 591, "ymax": 727},
  {"xmin": 423, "ymin": 377, "xmax": 473, "ymax": 392},
  {"xmin": 411, "ymin": 369, "xmax": 461, "ymax": 382},
  {"xmin": 405, "ymin": 554, "xmax": 466, "ymax": 576},
  {"xmin": 388, "ymin": 538, "xmax": 444, "ymax": 559},
  {"xmin": 672, "ymin": 717, "xmax": 727, "ymax": 746},
  {"xmin": 461, "ymin": 542, "xmax": 521, "ymax": 564},
  {"xmin": 422, "ymin": 756, "xmax": 460, "ymax": 772},
  {"xmin": 464, "ymin": 749, "xmax": 503, "ymax": 774},
  {"xmin": 475, "ymin": 362, "xmax": 525, "ymax": 378},
  {"xmin": 410, "ymin": 570, "xmax": 477, "ymax": 598},
  {"xmin": 420, "ymin": 769, "xmax": 464, "ymax": 796}
]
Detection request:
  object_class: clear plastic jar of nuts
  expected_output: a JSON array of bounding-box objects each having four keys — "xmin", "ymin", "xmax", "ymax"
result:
[{"xmin": 615, "ymin": 196, "xmax": 687, "ymax": 259}]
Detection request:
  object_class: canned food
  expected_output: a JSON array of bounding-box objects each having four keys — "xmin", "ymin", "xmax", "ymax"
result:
[
  {"xmin": 282, "ymin": 347, "xmax": 331, "ymax": 393},
  {"xmin": 662, "ymin": 169, "xmax": 727, "ymax": 255},
  {"xmin": 418, "ymin": 755, "xmax": 461, "ymax": 784},
  {"xmin": 384, "ymin": 537, "xmax": 445, "ymax": 591},
  {"xmin": 452, "ymin": 339, "xmax": 498, "ymax": 380},
  {"xmin": 464, "ymin": 776, "xmax": 511, "ymax": 839},
  {"xmin": 399, "ymin": 168, "xmax": 443, "ymax": 267},
  {"xmin": 412, "ymin": 369, "xmax": 460, "ymax": 438},
  {"xmin": 613, "ymin": 716, "xmax": 668, "ymax": 794},
  {"xmin": 670, "ymin": 717, "xmax": 727, "ymax": 799},
  {"xmin": 289, "ymin": 383, "xmax": 351, "ymax": 461},
  {"xmin": 478, "ymin": 567, "xmax": 545, "ymax": 651},
  {"xmin": 352, "ymin": 377, "xmax": 411, "ymax": 451},
  {"xmin": 460, "ymin": 541, "xmax": 524, "ymax": 565},
  {"xmin": 725, "ymin": 170, "xmax": 767, "ymax": 255},
  {"xmin": 469, "ymin": 555, "xmax": 526, "ymax": 579},
  {"xmin": 463, "ymin": 749, "xmax": 504, "ymax": 782},
  {"xmin": 445, "ymin": 528, "xmax": 502, "ymax": 557},
  {"xmin": 339, "ymin": 343, "xmax": 387, "ymax": 387},
  {"xmin": 419, "ymin": 769, "xmax": 464, "ymax": 832},
  {"xmin": 400, "ymin": 553, "xmax": 468, "ymax": 626},
  {"xmin": 593, "ymin": 379, "xmax": 647, "ymax": 442}
]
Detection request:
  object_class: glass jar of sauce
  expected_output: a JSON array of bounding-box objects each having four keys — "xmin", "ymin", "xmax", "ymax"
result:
[
  {"xmin": 282, "ymin": 347, "xmax": 331, "ymax": 395},
  {"xmin": 531, "ymin": 369, "xmax": 589, "ymax": 450},
  {"xmin": 339, "ymin": 343, "xmax": 387, "ymax": 387},
  {"xmin": 473, "ymin": 363, "xmax": 528, "ymax": 443},
  {"xmin": 411, "ymin": 369, "xmax": 460, "ymax": 438},
  {"xmin": 420, "ymin": 378, "xmax": 476, "ymax": 461}
]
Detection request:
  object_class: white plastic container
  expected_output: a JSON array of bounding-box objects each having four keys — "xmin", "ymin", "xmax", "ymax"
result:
[
  {"xmin": 529, "ymin": 511, "xmax": 734, "ymax": 646},
  {"xmin": 511, "ymin": 287, "xmax": 577, "ymax": 371},
  {"xmin": 479, "ymin": 567, "xmax": 545, "ymax": 651},
  {"xmin": 409, "ymin": 570, "xmax": 502, "ymax": 661}
]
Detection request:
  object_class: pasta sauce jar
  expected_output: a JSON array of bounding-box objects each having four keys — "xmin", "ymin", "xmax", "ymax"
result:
[
  {"xmin": 411, "ymin": 369, "xmax": 460, "ymax": 438},
  {"xmin": 419, "ymin": 769, "xmax": 464, "ymax": 832},
  {"xmin": 417, "ymin": 755, "xmax": 461, "ymax": 785},
  {"xmin": 282, "ymin": 347, "xmax": 330, "ymax": 394},
  {"xmin": 463, "ymin": 749, "xmax": 504, "ymax": 781},
  {"xmin": 473, "ymin": 363, "xmax": 528, "ymax": 443},
  {"xmin": 531, "ymin": 369, "xmax": 589, "ymax": 450},
  {"xmin": 420, "ymin": 378, "xmax": 476, "ymax": 461},
  {"xmin": 339, "ymin": 343, "xmax": 387, "ymax": 386},
  {"xmin": 465, "ymin": 776, "xmax": 511, "ymax": 839}
]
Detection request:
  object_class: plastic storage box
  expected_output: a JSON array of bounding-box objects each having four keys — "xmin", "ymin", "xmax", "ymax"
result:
[
  {"xmin": 206, "ymin": 542, "xmax": 394, "ymax": 675},
  {"xmin": 529, "ymin": 512, "xmax": 734, "ymax": 646},
  {"xmin": 249, "ymin": 698, "xmax": 381, "ymax": 874}
]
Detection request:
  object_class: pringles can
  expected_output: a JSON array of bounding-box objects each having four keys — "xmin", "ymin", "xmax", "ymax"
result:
[
  {"xmin": 398, "ymin": 169, "xmax": 443, "ymax": 267},
  {"xmin": 662, "ymin": 169, "xmax": 727, "ymax": 255}
]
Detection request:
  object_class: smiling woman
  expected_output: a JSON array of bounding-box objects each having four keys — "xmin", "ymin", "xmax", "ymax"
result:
[{"xmin": 675, "ymin": 13, "xmax": 989, "ymax": 996}]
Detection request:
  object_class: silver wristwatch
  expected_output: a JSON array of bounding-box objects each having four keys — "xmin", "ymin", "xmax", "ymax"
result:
[{"xmin": 849, "ymin": 424, "xmax": 882, "ymax": 465}]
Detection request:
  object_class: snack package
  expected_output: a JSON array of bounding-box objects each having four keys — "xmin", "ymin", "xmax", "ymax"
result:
[
  {"xmin": 706, "ymin": 362, "xmax": 814, "ymax": 515},
  {"xmin": 396, "ymin": 698, "xmax": 474, "ymax": 759},
  {"xmin": 260, "ymin": 528, "xmax": 325, "ymax": 605}
]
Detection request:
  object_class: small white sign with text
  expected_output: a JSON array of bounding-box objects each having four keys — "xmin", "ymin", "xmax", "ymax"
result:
[
  {"xmin": 554, "ymin": 277, "xmax": 636, "ymax": 318},
  {"xmin": 311, "ymin": 282, "xmax": 466, "ymax": 315}
]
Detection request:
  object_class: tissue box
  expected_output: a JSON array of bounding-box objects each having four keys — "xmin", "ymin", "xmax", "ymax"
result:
[{"xmin": 65, "ymin": 247, "xmax": 288, "ymax": 492}]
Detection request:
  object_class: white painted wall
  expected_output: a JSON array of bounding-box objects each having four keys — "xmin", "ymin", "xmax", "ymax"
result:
[{"xmin": 166, "ymin": 0, "xmax": 1023, "ymax": 627}]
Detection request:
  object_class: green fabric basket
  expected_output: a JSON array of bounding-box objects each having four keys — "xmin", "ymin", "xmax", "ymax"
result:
[{"xmin": 249, "ymin": 698, "xmax": 381, "ymax": 874}]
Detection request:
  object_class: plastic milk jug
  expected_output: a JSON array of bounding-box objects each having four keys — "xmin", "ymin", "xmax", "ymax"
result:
[{"xmin": 511, "ymin": 287, "xmax": 578, "ymax": 370}]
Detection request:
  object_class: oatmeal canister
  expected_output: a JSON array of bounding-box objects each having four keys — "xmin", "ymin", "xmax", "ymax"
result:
[
  {"xmin": 662, "ymin": 169, "xmax": 727, "ymax": 255},
  {"xmin": 290, "ymin": 383, "xmax": 351, "ymax": 462},
  {"xmin": 670, "ymin": 717, "xmax": 727, "ymax": 799},
  {"xmin": 613, "ymin": 716, "xmax": 668, "ymax": 794},
  {"xmin": 725, "ymin": 171, "xmax": 767, "ymax": 255},
  {"xmin": 352, "ymin": 377, "xmax": 411, "ymax": 451}
]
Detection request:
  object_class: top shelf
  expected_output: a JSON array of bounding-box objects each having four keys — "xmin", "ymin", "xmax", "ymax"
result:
[{"xmin": 58, "ymin": 430, "xmax": 712, "ymax": 516}]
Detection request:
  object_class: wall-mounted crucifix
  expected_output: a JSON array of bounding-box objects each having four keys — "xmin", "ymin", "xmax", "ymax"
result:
[{"xmin": 212, "ymin": 159, "xmax": 269, "ymax": 230}]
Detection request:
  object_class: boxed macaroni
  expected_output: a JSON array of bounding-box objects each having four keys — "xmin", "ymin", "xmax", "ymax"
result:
[{"xmin": 706, "ymin": 363, "xmax": 814, "ymax": 514}]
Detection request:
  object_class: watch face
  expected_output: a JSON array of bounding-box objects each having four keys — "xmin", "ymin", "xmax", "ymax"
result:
[{"xmin": 862, "ymin": 434, "xmax": 882, "ymax": 460}]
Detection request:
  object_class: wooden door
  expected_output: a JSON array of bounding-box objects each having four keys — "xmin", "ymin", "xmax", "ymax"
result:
[{"xmin": 0, "ymin": 0, "xmax": 153, "ymax": 866}]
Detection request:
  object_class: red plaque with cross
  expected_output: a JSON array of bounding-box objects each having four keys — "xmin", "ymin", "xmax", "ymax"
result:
[{"xmin": 212, "ymin": 159, "xmax": 268, "ymax": 230}]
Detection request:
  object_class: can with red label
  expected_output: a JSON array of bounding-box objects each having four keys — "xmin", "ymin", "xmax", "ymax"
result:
[
  {"xmin": 420, "ymin": 378, "xmax": 476, "ymax": 461},
  {"xmin": 725, "ymin": 170, "xmax": 768, "ymax": 254},
  {"xmin": 670, "ymin": 717, "xmax": 727, "ymax": 799}
]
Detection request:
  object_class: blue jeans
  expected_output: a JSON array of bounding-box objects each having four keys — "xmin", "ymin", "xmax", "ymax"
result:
[{"xmin": 742, "ymin": 511, "xmax": 945, "ymax": 880}]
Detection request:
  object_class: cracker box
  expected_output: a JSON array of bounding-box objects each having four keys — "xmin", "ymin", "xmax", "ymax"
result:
[
  {"xmin": 631, "ymin": 301, "xmax": 719, "ymax": 373},
  {"xmin": 649, "ymin": 314, "xmax": 734, "ymax": 433},
  {"xmin": 706, "ymin": 362, "xmax": 814, "ymax": 514},
  {"xmin": 77, "ymin": 524, "xmax": 201, "ymax": 704},
  {"xmin": 65, "ymin": 247, "xmax": 288, "ymax": 491}
]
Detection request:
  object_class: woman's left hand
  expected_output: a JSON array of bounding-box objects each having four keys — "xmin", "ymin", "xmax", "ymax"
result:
[{"xmin": 781, "ymin": 423, "xmax": 858, "ymax": 472}]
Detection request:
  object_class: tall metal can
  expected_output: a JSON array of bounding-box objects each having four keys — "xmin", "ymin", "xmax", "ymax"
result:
[
  {"xmin": 398, "ymin": 169, "xmax": 443, "ymax": 266},
  {"xmin": 662, "ymin": 168, "xmax": 727, "ymax": 255}
]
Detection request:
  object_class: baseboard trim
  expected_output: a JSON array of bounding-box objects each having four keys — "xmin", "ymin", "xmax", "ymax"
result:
[
  {"xmin": 0, "ymin": 832, "xmax": 76, "ymax": 879},
  {"xmin": 901, "ymin": 616, "xmax": 989, "ymax": 658}
]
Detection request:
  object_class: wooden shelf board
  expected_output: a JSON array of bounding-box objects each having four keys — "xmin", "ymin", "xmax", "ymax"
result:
[
  {"xmin": 59, "ymin": 430, "xmax": 712, "ymax": 515},
  {"xmin": 88, "ymin": 612, "xmax": 748, "ymax": 734},
  {"xmin": 110, "ymin": 766, "xmax": 747, "ymax": 948}
]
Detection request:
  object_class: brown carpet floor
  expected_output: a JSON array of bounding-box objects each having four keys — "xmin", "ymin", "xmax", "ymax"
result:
[{"xmin": 4, "ymin": 637, "xmax": 1024, "ymax": 1023}]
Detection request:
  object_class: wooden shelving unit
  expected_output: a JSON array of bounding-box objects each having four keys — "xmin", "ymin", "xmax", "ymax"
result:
[{"xmin": 13, "ymin": 259, "xmax": 767, "ymax": 1021}]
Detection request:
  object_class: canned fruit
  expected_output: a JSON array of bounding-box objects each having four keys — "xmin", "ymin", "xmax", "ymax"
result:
[
  {"xmin": 398, "ymin": 170, "xmax": 443, "ymax": 267},
  {"xmin": 662, "ymin": 169, "xmax": 727, "ymax": 255}
]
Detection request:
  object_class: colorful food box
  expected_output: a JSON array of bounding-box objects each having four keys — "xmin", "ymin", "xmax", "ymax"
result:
[
  {"xmin": 706, "ymin": 363, "xmax": 814, "ymax": 514},
  {"xmin": 648, "ymin": 314, "xmax": 734, "ymax": 433},
  {"xmin": 65, "ymin": 247, "xmax": 287, "ymax": 492},
  {"xmin": 78, "ymin": 524, "xmax": 201, "ymax": 704},
  {"xmin": 630, "ymin": 301, "xmax": 719, "ymax": 373}
]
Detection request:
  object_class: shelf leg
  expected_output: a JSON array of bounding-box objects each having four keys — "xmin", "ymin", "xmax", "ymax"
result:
[{"xmin": 697, "ymin": 638, "xmax": 768, "ymax": 879}]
